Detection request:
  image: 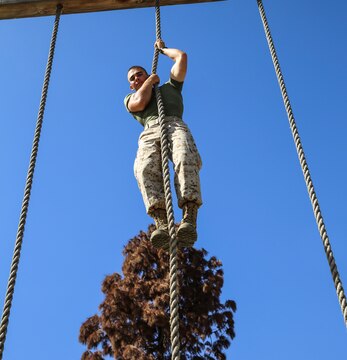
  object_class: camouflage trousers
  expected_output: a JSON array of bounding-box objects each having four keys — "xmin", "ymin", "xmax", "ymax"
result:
[{"xmin": 134, "ymin": 116, "xmax": 202, "ymax": 215}]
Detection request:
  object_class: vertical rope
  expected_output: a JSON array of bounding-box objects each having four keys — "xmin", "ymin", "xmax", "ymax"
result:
[
  {"xmin": 151, "ymin": 1, "xmax": 181, "ymax": 358},
  {"xmin": 256, "ymin": 0, "xmax": 347, "ymax": 327},
  {"xmin": 0, "ymin": 5, "xmax": 63, "ymax": 358}
]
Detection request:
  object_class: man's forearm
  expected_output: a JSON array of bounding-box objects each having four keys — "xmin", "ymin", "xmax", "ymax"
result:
[
  {"xmin": 128, "ymin": 80, "xmax": 154, "ymax": 112},
  {"xmin": 163, "ymin": 48, "xmax": 187, "ymax": 82},
  {"xmin": 160, "ymin": 47, "xmax": 186, "ymax": 62},
  {"xmin": 155, "ymin": 40, "xmax": 187, "ymax": 82}
]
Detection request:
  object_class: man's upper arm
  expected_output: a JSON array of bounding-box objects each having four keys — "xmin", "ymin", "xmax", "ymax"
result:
[{"xmin": 170, "ymin": 52, "xmax": 187, "ymax": 82}]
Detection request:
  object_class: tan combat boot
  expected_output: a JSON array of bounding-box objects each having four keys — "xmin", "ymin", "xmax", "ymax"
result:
[
  {"xmin": 150, "ymin": 208, "xmax": 170, "ymax": 250},
  {"xmin": 177, "ymin": 202, "xmax": 198, "ymax": 247}
]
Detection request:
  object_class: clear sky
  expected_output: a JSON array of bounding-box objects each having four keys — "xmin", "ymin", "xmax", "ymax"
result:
[{"xmin": 0, "ymin": 0, "xmax": 346, "ymax": 359}]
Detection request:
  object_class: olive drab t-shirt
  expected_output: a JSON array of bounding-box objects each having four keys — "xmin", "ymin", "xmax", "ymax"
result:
[{"xmin": 124, "ymin": 78, "xmax": 184, "ymax": 127}]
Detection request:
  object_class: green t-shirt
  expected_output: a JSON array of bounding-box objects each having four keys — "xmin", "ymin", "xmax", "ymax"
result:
[{"xmin": 124, "ymin": 78, "xmax": 184, "ymax": 127}]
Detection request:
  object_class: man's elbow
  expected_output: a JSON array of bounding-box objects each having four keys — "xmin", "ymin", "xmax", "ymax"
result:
[
  {"xmin": 177, "ymin": 52, "xmax": 187, "ymax": 69},
  {"xmin": 179, "ymin": 52, "xmax": 187, "ymax": 61}
]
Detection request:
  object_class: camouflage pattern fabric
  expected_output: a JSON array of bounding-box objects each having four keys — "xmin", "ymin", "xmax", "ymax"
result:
[{"xmin": 134, "ymin": 116, "xmax": 202, "ymax": 214}]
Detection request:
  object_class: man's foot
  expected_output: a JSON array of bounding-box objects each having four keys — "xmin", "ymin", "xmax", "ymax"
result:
[
  {"xmin": 150, "ymin": 208, "xmax": 170, "ymax": 250},
  {"xmin": 150, "ymin": 228, "xmax": 170, "ymax": 250},
  {"xmin": 177, "ymin": 221, "xmax": 197, "ymax": 248}
]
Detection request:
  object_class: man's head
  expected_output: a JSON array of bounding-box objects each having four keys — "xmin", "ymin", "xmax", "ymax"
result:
[{"xmin": 127, "ymin": 66, "xmax": 149, "ymax": 91}]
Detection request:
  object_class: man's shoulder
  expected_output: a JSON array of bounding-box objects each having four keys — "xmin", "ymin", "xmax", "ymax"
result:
[
  {"xmin": 124, "ymin": 93, "xmax": 132, "ymax": 102},
  {"xmin": 124, "ymin": 93, "xmax": 133, "ymax": 112},
  {"xmin": 163, "ymin": 78, "xmax": 184, "ymax": 91}
]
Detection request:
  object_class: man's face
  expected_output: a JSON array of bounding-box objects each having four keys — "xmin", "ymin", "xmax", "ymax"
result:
[{"xmin": 128, "ymin": 68, "xmax": 148, "ymax": 91}]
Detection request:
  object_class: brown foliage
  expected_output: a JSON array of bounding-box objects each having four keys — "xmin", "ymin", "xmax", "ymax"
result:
[{"xmin": 79, "ymin": 226, "xmax": 236, "ymax": 359}]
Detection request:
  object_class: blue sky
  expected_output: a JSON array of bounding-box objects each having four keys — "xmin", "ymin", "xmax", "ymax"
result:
[{"xmin": 0, "ymin": 0, "xmax": 346, "ymax": 359}]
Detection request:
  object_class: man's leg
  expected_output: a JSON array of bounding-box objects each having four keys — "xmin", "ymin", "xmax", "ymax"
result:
[
  {"xmin": 169, "ymin": 118, "xmax": 202, "ymax": 247},
  {"xmin": 134, "ymin": 125, "xmax": 169, "ymax": 249}
]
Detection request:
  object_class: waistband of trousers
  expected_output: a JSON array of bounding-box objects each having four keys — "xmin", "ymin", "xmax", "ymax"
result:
[{"xmin": 144, "ymin": 116, "xmax": 182, "ymax": 130}]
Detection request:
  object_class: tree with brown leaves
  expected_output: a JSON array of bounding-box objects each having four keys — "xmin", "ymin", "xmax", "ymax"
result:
[{"xmin": 79, "ymin": 226, "xmax": 236, "ymax": 360}]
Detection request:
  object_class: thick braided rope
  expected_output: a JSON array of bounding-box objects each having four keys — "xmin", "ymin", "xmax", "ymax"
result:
[
  {"xmin": 257, "ymin": 0, "xmax": 347, "ymax": 326},
  {"xmin": 0, "ymin": 6, "xmax": 63, "ymax": 358},
  {"xmin": 151, "ymin": 1, "xmax": 181, "ymax": 359}
]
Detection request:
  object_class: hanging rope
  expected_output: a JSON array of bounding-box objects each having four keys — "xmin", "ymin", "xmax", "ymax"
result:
[
  {"xmin": 151, "ymin": 1, "xmax": 181, "ymax": 359},
  {"xmin": 0, "ymin": 5, "xmax": 63, "ymax": 358},
  {"xmin": 256, "ymin": 0, "xmax": 347, "ymax": 326}
]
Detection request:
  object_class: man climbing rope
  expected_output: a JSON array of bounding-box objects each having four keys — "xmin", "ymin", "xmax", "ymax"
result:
[{"xmin": 124, "ymin": 40, "xmax": 202, "ymax": 250}]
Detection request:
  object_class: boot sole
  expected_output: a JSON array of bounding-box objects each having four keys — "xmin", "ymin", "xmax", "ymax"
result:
[
  {"xmin": 177, "ymin": 224, "xmax": 197, "ymax": 248},
  {"xmin": 151, "ymin": 230, "xmax": 170, "ymax": 250}
]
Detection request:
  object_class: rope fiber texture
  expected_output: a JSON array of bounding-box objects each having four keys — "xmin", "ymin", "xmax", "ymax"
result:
[
  {"xmin": 0, "ymin": 5, "xmax": 63, "ymax": 358},
  {"xmin": 257, "ymin": 0, "xmax": 347, "ymax": 327},
  {"xmin": 151, "ymin": 1, "xmax": 181, "ymax": 358}
]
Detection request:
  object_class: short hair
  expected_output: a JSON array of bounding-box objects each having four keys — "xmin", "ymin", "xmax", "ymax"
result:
[{"xmin": 127, "ymin": 66, "xmax": 148, "ymax": 75}]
